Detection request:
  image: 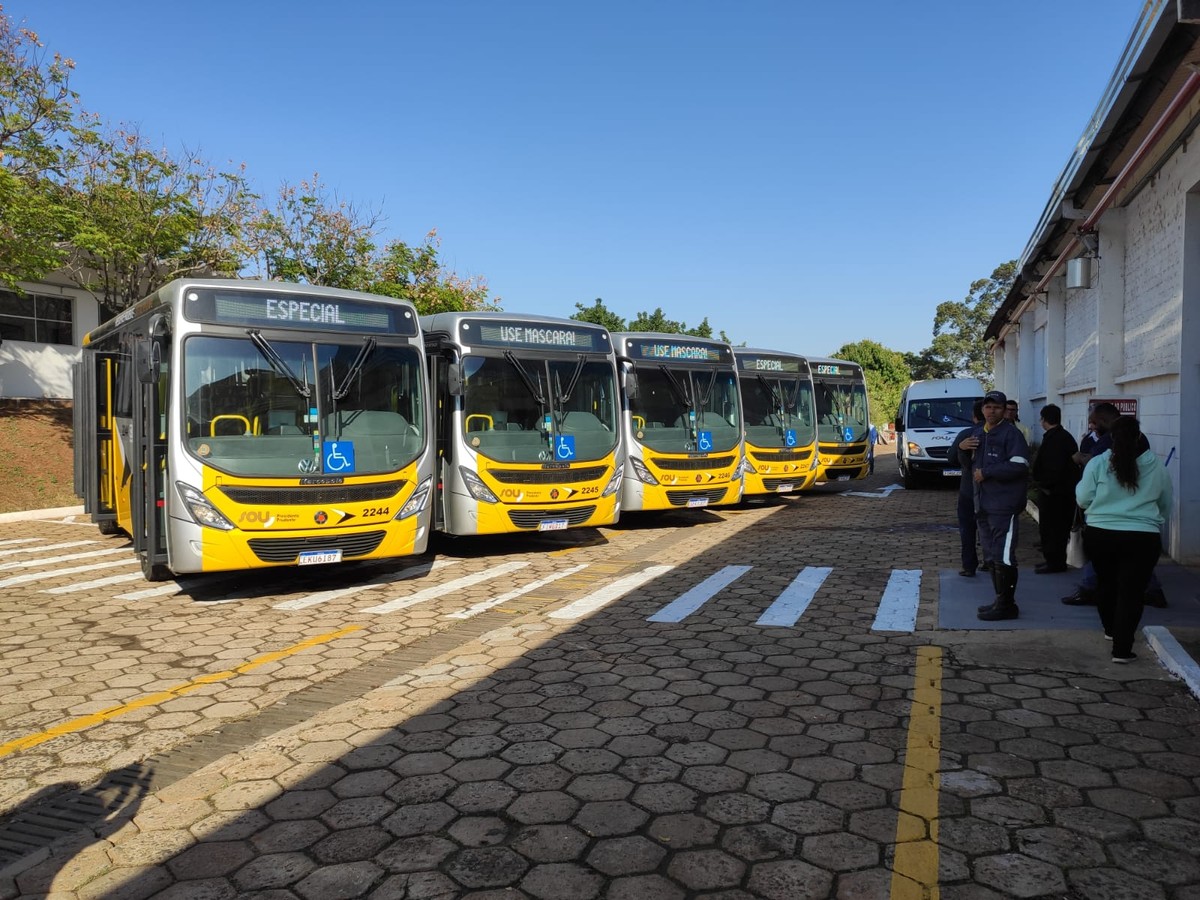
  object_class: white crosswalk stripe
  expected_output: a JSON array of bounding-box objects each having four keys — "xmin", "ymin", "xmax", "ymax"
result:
[
  {"xmin": 872, "ymin": 569, "xmax": 921, "ymax": 631},
  {"xmin": 274, "ymin": 559, "xmax": 456, "ymax": 610},
  {"xmin": 0, "ymin": 538, "xmax": 41, "ymax": 548},
  {"xmin": 0, "ymin": 558, "xmax": 139, "ymax": 589},
  {"xmin": 364, "ymin": 561, "xmax": 530, "ymax": 614},
  {"xmin": 755, "ymin": 567, "xmax": 833, "ymax": 626},
  {"xmin": 0, "ymin": 540, "xmax": 97, "ymax": 558},
  {"xmin": 447, "ymin": 564, "xmax": 590, "ymax": 620},
  {"xmin": 117, "ymin": 582, "xmax": 188, "ymax": 601},
  {"xmin": 0, "ymin": 547, "xmax": 130, "ymax": 571},
  {"xmin": 42, "ymin": 571, "xmax": 147, "ymax": 594},
  {"xmin": 550, "ymin": 565, "xmax": 675, "ymax": 620},
  {"xmin": 648, "ymin": 565, "xmax": 753, "ymax": 622}
]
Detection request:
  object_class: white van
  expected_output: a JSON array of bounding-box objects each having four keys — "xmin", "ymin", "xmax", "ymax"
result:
[{"xmin": 894, "ymin": 378, "xmax": 985, "ymax": 488}]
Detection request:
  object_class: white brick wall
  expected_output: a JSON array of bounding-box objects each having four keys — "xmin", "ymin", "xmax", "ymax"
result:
[
  {"xmin": 1124, "ymin": 181, "xmax": 1183, "ymax": 373},
  {"xmin": 1062, "ymin": 284, "xmax": 1096, "ymax": 391}
]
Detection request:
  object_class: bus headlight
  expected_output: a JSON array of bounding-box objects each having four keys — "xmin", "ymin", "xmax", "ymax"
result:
[
  {"xmin": 459, "ymin": 467, "xmax": 500, "ymax": 504},
  {"xmin": 601, "ymin": 464, "xmax": 624, "ymax": 498},
  {"xmin": 629, "ymin": 457, "xmax": 659, "ymax": 485},
  {"xmin": 175, "ymin": 482, "xmax": 235, "ymax": 531},
  {"xmin": 906, "ymin": 442, "xmax": 925, "ymax": 458},
  {"xmin": 809, "ymin": 455, "xmax": 819, "ymax": 470},
  {"xmin": 740, "ymin": 457, "xmax": 759, "ymax": 475},
  {"xmin": 397, "ymin": 475, "xmax": 433, "ymax": 520}
]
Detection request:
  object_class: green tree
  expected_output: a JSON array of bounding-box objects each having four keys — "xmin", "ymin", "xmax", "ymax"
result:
[
  {"xmin": 627, "ymin": 306, "xmax": 714, "ymax": 337},
  {"xmin": 59, "ymin": 126, "xmax": 256, "ymax": 319},
  {"xmin": 0, "ymin": 9, "xmax": 82, "ymax": 287},
  {"xmin": 833, "ymin": 339, "xmax": 910, "ymax": 427},
  {"xmin": 903, "ymin": 347, "xmax": 955, "ymax": 381},
  {"xmin": 368, "ymin": 229, "xmax": 498, "ymax": 314},
  {"xmin": 248, "ymin": 173, "xmax": 376, "ymax": 290},
  {"xmin": 570, "ymin": 298, "xmax": 626, "ymax": 332},
  {"xmin": 928, "ymin": 260, "xmax": 1016, "ymax": 383}
]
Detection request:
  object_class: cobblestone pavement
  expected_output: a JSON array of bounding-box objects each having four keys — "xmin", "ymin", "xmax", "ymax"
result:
[{"xmin": 1, "ymin": 449, "xmax": 1199, "ymax": 899}]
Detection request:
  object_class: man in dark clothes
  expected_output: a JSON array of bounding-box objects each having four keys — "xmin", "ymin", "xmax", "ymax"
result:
[
  {"xmin": 969, "ymin": 390, "xmax": 1031, "ymax": 621},
  {"xmin": 1031, "ymin": 404, "xmax": 1078, "ymax": 573},
  {"xmin": 948, "ymin": 400, "xmax": 984, "ymax": 577}
]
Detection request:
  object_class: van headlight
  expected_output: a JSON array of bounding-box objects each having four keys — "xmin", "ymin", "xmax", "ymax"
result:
[
  {"xmin": 906, "ymin": 442, "xmax": 925, "ymax": 458},
  {"xmin": 176, "ymin": 482, "xmax": 235, "ymax": 530}
]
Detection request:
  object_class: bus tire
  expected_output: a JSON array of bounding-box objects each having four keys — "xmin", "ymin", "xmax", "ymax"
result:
[
  {"xmin": 97, "ymin": 519, "xmax": 124, "ymax": 536},
  {"xmin": 140, "ymin": 555, "xmax": 172, "ymax": 582}
]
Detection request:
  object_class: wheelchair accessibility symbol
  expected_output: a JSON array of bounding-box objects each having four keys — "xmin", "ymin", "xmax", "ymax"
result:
[
  {"xmin": 555, "ymin": 435, "xmax": 576, "ymax": 461},
  {"xmin": 784, "ymin": 429, "xmax": 797, "ymax": 447},
  {"xmin": 697, "ymin": 430, "xmax": 713, "ymax": 452},
  {"xmin": 843, "ymin": 426, "xmax": 854, "ymax": 442},
  {"xmin": 323, "ymin": 441, "xmax": 356, "ymax": 474}
]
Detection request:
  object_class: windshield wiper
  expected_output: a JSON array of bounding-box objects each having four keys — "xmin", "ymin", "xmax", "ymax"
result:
[
  {"xmin": 248, "ymin": 330, "xmax": 310, "ymax": 399},
  {"xmin": 334, "ymin": 337, "xmax": 377, "ymax": 401},
  {"xmin": 554, "ymin": 355, "xmax": 586, "ymax": 407}
]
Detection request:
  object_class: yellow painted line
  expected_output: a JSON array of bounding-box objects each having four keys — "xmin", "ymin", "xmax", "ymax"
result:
[
  {"xmin": 0, "ymin": 624, "xmax": 364, "ymax": 759},
  {"xmin": 890, "ymin": 645, "xmax": 942, "ymax": 900}
]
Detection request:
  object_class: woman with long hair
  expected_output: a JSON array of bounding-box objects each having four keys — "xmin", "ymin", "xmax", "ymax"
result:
[{"xmin": 1075, "ymin": 416, "xmax": 1172, "ymax": 662}]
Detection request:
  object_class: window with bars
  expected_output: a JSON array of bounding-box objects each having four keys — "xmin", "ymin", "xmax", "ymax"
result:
[{"xmin": 0, "ymin": 290, "xmax": 74, "ymax": 345}]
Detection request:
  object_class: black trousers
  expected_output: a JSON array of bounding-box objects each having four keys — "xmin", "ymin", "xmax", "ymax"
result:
[
  {"xmin": 1082, "ymin": 526, "xmax": 1161, "ymax": 656},
  {"xmin": 1038, "ymin": 491, "xmax": 1076, "ymax": 567}
]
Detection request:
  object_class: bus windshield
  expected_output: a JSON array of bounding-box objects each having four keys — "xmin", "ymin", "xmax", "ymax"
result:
[
  {"xmin": 815, "ymin": 378, "xmax": 869, "ymax": 443},
  {"xmin": 462, "ymin": 355, "xmax": 618, "ymax": 463},
  {"xmin": 743, "ymin": 373, "xmax": 816, "ymax": 449},
  {"xmin": 629, "ymin": 366, "xmax": 741, "ymax": 453},
  {"xmin": 183, "ymin": 335, "xmax": 424, "ymax": 477}
]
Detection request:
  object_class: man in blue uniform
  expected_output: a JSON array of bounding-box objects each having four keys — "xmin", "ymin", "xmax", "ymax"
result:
[{"xmin": 968, "ymin": 390, "xmax": 1031, "ymax": 621}]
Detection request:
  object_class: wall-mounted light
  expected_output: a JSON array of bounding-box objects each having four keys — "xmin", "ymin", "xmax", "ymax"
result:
[{"xmin": 1077, "ymin": 229, "xmax": 1100, "ymax": 258}]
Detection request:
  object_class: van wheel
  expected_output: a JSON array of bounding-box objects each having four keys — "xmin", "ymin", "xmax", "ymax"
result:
[{"xmin": 903, "ymin": 468, "xmax": 922, "ymax": 489}]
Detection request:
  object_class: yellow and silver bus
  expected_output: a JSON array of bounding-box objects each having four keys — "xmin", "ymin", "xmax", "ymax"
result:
[
  {"xmin": 807, "ymin": 356, "xmax": 871, "ymax": 482},
  {"xmin": 613, "ymin": 332, "xmax": 744, "ymax": 511},
  {"xmin": 421, "ymin": 312, "xmax": 624, "ymax": 535},
  {"xmin": 74, "ymin": 279, "xmax": 433, "ymax": 580},
  {"xmin": 734, "ymin": 349, "xmax": 819, "ymax": 496}
]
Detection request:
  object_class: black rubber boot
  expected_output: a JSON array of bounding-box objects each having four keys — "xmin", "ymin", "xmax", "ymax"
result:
[
  {"xmin": 978, "ymin": 565, "xmax": 1019, "ymax": 620},
  {"xmin": 977, "ymin": 567, "xmax": 1005, "ymax": 614}
]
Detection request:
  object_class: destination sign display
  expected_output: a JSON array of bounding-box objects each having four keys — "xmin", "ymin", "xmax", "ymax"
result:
[
  {"xmin": 463, "ymin": 319, "xmax": 609, "ymax": 353},
  {"xmin": 737, "ymin": 354, "xmax": 805, "ymax": 374},
  {"xmin": 625, "ymin": 338, "xmax": 729, "ymax": 364},
  {"xmin": 184, "ymin": 288, "xmax": 418, "ymax": 336},
  {"xmin": 814, "ymin": 363, "xmax": 858, "ymax": 376}
]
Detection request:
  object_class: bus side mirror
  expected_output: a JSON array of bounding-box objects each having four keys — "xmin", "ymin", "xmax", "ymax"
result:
[
  {"xmin": 134, "ymin": 339, "xmax": 161, "ymax": 384},
  {"xmin": 618, "ymin": 359, "xmax": 637, "ymax": 400},
  {"xmin": 447, "ymin": 361, "xmax": 464, "ymax": 397}
]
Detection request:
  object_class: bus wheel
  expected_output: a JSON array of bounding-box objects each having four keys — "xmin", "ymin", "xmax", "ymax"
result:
[
  {"xmin": 97, "ymin": 519, "xmax": 124, "ymax": 536},
  {"xmin": 140, "ymin": 555, "xmax": 172, "ymax": 582}
]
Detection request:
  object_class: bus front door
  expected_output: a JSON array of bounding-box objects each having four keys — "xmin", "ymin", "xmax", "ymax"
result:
[{"xmin": 131, "ymin": 340, "xmax": 171, "ymax": 581}]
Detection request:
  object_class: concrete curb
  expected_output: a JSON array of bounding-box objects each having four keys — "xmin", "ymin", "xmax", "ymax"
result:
[
  {"xmin": 0, "ymin": 505, "xmax": 84, "ymax": 524},
  {"xmin": 1144, "ymin": 625, "xmax": 1200, "ymax": 701}
]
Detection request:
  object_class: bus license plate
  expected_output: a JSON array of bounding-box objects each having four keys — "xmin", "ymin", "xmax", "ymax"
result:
[
  {"xmin": 835, "ymin": 476, "xmax": 851, "ymax": 481},
  {"xmin": 944, "ymin": 469, "xmax": 962, "ymax": 477},
  {"xmin": 538, "ymin": 519, "xmax": 569, "ymax": 532},
  {"xmin": 299, "ymin": 549, "xmax": 344, "ymax": 566},
  {"xmin": 776, "ymin": 484, "xmax": 794, "ymax": 493},
  {"xmin": 687, "ymin": 498, "xmax": 709, "ymax": 508}
]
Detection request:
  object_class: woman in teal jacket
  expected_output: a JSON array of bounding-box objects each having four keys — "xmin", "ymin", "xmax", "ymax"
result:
[{"xmin": 1076, "ymin": 416, "xmax": 1172, "ymax": 663}]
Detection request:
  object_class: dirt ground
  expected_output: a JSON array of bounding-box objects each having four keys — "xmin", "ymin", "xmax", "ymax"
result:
[{"xmin": 0, "ymin": 400, "xmax": 77, "ymax": 513}]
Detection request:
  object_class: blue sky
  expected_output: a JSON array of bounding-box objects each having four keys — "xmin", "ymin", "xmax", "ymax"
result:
[{"xmin": 9, "ymin": 1, "xmax": 1138, "ymax": 356}]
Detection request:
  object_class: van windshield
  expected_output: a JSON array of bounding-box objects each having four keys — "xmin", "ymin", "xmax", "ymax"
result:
[{"xmin": 907, "ymin": 397, "xmax": 977, "ymax": 428}]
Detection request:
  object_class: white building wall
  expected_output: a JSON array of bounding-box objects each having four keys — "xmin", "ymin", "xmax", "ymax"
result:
[
  {"xmin": 0, "ymin": 280, "xmax": 97, "ymax": 401},
  {"xmin": 1001, "ymin": 111, "xmax": 1200, "ymax": 562}
]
